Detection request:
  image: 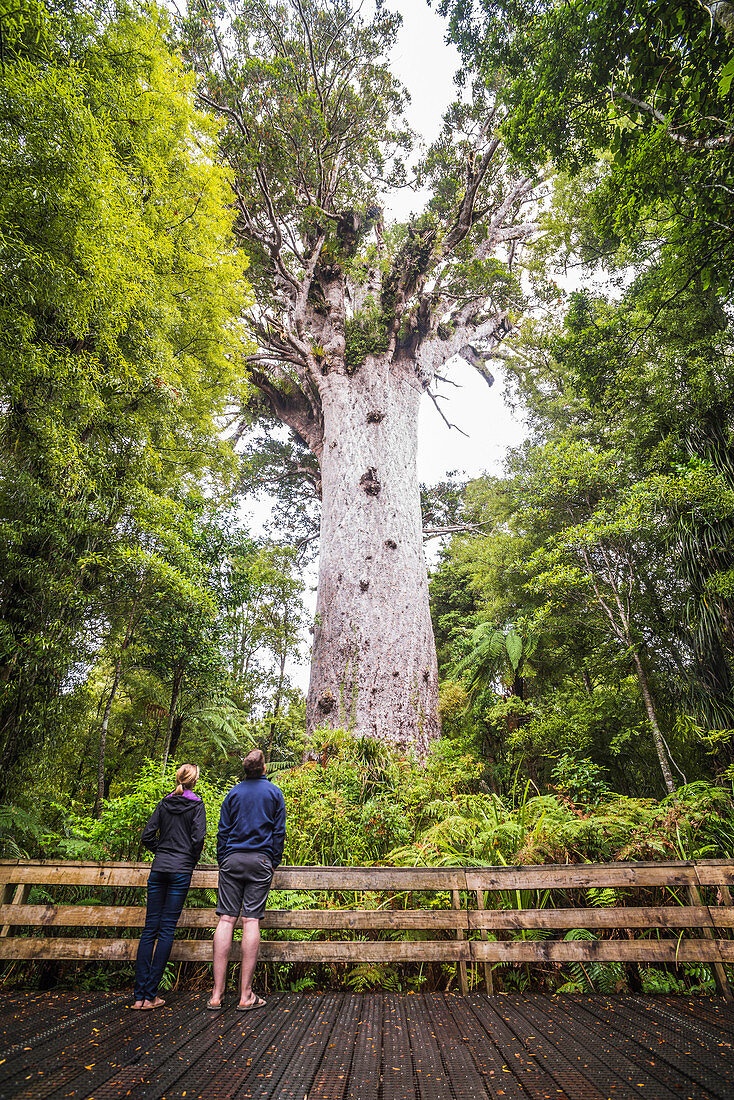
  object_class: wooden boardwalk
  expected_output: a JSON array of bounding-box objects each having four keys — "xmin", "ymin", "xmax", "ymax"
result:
[{"xmin": 1, "ymin": 991, "xmax": 732, "ymax": 1100}]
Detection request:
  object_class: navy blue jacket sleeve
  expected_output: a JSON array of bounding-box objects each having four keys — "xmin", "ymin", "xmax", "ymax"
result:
[
  {"xmin": 191, "ymin": 801, "xmax": 206, "ymax": 864},
  {"xmin": 140, "ymin": 801, "xmax": 162, "ymax": 853},
  {"xmin": 216, "ymin": 793, "xmax": 232, "ymax": 865},
  {"xmin": 271, "ymin": 790, "xmax": 286, "ymax": 867}
]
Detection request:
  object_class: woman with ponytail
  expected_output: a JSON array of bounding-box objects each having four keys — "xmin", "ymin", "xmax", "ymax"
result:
[{"xmin": 132, "ymin": 764, "xmax": 206, "ymax": 1009}]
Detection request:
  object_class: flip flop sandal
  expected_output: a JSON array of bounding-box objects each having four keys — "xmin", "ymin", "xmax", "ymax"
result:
[
  {"xmin": 206, "ymin": 1000, "xmax": 224, "ymax": 1010},
  {"xmin": 237, "ymin": 996, "xmax": 266, "ymax": 1011}
]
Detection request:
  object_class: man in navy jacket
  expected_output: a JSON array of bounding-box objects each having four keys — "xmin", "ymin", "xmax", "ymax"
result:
[{"xmin": 207, "ymin": 749, "xmax": 286, "ymax": 1010}]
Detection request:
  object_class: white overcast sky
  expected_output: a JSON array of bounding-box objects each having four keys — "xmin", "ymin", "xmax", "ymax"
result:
[{"xmin": 388, "ymin": 0, "xmax": 528, "ymax": 484}]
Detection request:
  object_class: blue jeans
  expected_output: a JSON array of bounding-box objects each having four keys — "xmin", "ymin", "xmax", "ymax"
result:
[{"xmin": 134, "ymin": 869, "xmax": 191, "ymax": 1001}]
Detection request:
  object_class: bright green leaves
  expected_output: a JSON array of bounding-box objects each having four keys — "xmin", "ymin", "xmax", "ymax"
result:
[
  {"xmin": 0, "ymin": 1, "xmax": 252, "ymax": 785},
  {"xmin": 505, "ymin": 630, "xmax": 523, "ymax": 672},
  {"xmin": 0, "ymin": 0, "xmax": 50, "ymax": 68},
  {"xmin": 453, "ymin": 619, "xmax": 540, "ymax": 706},
  {"xmin": 719, "ymin": 55, "xmax": 734, "ymax": 97}
]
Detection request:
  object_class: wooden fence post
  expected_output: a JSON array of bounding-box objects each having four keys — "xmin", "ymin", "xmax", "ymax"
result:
[
  {"xmin": 0, "ymin": 883, "xmax": 16, "ymax": 938},
  {"xmin": 451, "ymin": 889, "xmax": 469, "ymax": 995},
  {"xmin": 1, "ymin": 883, "xmax": 30, "ymax": 938},
  {"xmin": 474, "ymin": 889, "xmax": 494, "ymax": 994},
  {"xmin": 687, "ymin": 881, "xmax": 733, "ymax": 1004}
]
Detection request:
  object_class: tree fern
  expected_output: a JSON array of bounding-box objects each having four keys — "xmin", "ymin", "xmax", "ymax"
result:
[{"xmin": 562, "ymin": 928, "xmax": 623, "ymax": 993}]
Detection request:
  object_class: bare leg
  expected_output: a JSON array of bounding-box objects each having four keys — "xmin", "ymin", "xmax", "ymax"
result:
[
  {"xmin": 210, "ymin": 915, "xmax": 237, "ymax": 1006},
  {"xmin": 238, "ymin": 917, "xmax": 261, "ymax": 1007}
]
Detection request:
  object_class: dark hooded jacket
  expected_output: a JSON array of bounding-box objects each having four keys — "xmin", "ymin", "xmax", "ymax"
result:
[{"xmin": 141, "ymin": 793, "xmax": 206, "ymax": 874}]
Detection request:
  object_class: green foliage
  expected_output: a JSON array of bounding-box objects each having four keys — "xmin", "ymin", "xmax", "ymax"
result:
[
  {"xmin": 551, "ymin": 755, "xmax": 611, "ymax": 806},
  {"xmin": 442, "ymin": 0, "xmax": 734, "ymax": 297},
  {"xmin": 0, "ymin": 0, "xmax": 253, "ymax": 793},
  {"xmin": 20, "ymin": 734, "xmax": 734, "ymax": 993},
  {"xmin": 0, "ymin": 804, "xmax": 46, "ymax": 857},
  {"xmin": 558, "ymin": 929, "xmax": 623, "ymax": 994},
  {"xmin": 51, "ymin": 760, "xmax": 230, "ymax": 862},
  {"xmin": 344, "ymin": 306, "xmax": 391, "ymax": 374},
  {"xmin": 345, "ymin": 962, "xmax": 401, "ymax": 992}
]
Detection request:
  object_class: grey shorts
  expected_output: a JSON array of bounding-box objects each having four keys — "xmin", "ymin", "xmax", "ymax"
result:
[{"xmin": 216, "ymin": 851, "xmax": 274, "ymax": 919}]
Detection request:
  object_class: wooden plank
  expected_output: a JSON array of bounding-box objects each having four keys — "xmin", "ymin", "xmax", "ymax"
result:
[
  {"xmin": 451, "ymin": 888, "xmax": 469, "ymax": 995},
  {"xmin": 0, "ymin": 884, "xmax": 30, "ymax": 938},
  {"xmin": 467, "ymin": 905, "xmax": 716, "ymax": 930},
  {"xmin": 5, "ymin": 934, "xmax": 730, "ymax": 965},
  {"xmin": 272, "ymin": 867, "xmax": 468, "ymax": 890},
  {"xmin": 0, "ymin": 905, "xmax": 467, "ymax": 931},
  {"xmin": 3, "ymin": 858, "xmax": 725, "ymax": 891},
  {"xmin": 471, "ymin": 939, "xmax": 732, "ymax": 963},
  {"xmin": 0, "ymin": 937, "xmax": 473, "ymax": 963},
  {"xmin": 692, "ymin": 868, "xmax": 734, "ymax": 886},
  {"xmin": 241, "ymin": 940, "xmax": 474, "ymax": 963},
  {"xmin": 263, "ymin": 908, "xmax": 467, "ymax": 930},
  {"xmin": 465, "ymin": 862, "xmax": 699, "ymax": 891},
  {"xmin": 0, "ymin": 861, "xmax": 467, "ymax": 891},
  {"xmin": 0, "ymin": 863, "xmax": 161, "ymax": 888},
  {"xmin": 5, "ymin": 902, "xmax": 724, "ymax": 932},
  {"xmin": 692, "ymin": 859, "xmax": 734, "ymax": 887}
]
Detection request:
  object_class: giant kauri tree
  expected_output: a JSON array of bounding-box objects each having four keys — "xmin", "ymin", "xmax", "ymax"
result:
[{"xmin": 186, "ymin": 0, "xmax": 538, "ymax": 752}]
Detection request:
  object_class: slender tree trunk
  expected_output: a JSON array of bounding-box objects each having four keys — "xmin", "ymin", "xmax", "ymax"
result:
[
  {"xmin": 94, "ymin": 655, "xmax": 123, "ymax": 818},
  {"xmin": 161, "ymin": 669, "xmax": 183, "ymax": 776},
  {"xmin": 94, "ymin": 579, "xmax": 146, "ymax": 817},
  {"xmin": 631, "ymin": 650, "xmax": 676, "ymax": 794},
  {"xmin": 266, "ymin": 630, "xmax": 289, "ymax": 764},
  {"xmin": 307, "ymin": 360, "xmax": 439, "ymax": 754},
  {"xmin": 580, "ymin": 667, "xmax": 593, "ymax": 696},
  {"xmin": 168, "ymin": 715, "xmax": 184, "ymax": 764}
]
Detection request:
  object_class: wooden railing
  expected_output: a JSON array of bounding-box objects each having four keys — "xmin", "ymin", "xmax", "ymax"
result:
[{"xmin": 1, "ymin": 859, "xmax": 732, "ymax": 1000}]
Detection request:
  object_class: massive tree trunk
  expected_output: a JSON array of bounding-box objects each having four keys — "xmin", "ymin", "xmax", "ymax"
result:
[
  {"xmin": 307, "ymin": 360, "xmax": 438, "ymax": 753},
  {"xmin": 192, "ymin": 0, "xmax": 538, "ymax": 757}
]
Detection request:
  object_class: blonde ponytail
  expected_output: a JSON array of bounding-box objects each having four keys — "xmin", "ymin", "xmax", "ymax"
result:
[{"xmin": 173, "ymin": 762, "xmax": 199, "ymax": 795}]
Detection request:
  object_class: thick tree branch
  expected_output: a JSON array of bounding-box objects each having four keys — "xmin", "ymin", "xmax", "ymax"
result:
[
  {"xmin": 442, "ymin": 135, "xmax": 502, "ymax": 254},
  {"xmin": 616, "ymin": 91, "xmax": 734, "ymax": 150},
  {"xmin": 247, "ymin": 367, "xmax": 324, "ymax": 456},
  {"xmin": 422, "ymin": 522, "xmax": 490, "ymax": 539}
]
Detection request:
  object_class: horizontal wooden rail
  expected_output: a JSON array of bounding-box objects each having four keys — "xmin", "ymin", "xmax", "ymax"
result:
[
  {"xmin": 6, "ymin": 903, "xmax": 734, "ymax": 931},
  {"xmin": 3, "ymin": 858, "xmax": 733, "ymax": 890},
  {"xmin": 0, "ymin": 905, "xmax": 466, "ymax": 930},
  {"xmin": 1, "ymin": 935, "xmax": 733, "ymax": 966},
  {"xmin": 1, "ymin": 859, "xmax": 732, "ymax": 1001}
]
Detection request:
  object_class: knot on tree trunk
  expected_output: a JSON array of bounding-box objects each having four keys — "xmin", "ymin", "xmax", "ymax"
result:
[
  {"xmin": 317, "ymin": 691, "xmax": 337, "ymax": 714},
  {"xmin": 359, "ymin": 467, "xmax": 381, "ymax": 496},
  {"xmin": 367, "ymin": 409, "xmax": 384, "ymax": 423},
  {"xmin": 385, "ymin": 538, "xmax": 397, "ymax": 549}
]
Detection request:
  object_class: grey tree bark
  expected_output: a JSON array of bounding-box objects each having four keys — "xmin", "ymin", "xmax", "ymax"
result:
[
  {"xmin": 631, "ymin": 651, "xmax": 676, "ymax": 795},
  {"xmin": 308, "ymin": 361, "xmax": 438, "ymax": 752}
]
